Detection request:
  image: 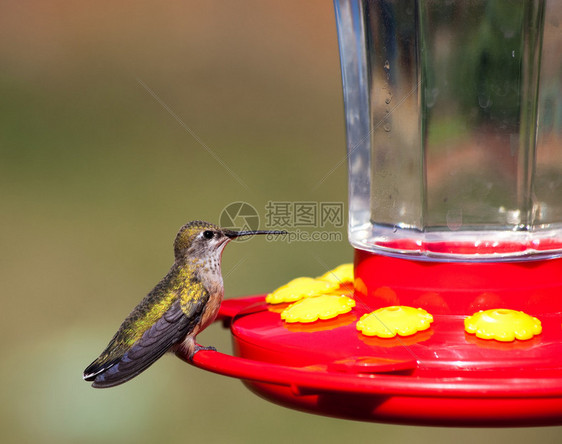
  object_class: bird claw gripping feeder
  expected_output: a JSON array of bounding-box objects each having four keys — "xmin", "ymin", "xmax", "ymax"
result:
[{"xmin": 186, "ymin": 0, "xmax": 562, "ymax": 426}]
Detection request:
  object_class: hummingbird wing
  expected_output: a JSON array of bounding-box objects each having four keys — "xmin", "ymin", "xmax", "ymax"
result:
[{"xmin": 84, "ymin": 281, "xmax": 210, "ymax": 388}]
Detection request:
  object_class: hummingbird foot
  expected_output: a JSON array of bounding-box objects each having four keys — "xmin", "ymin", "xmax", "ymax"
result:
[{"xmin": 190, "ymin": 344, "xmax": 217, "ymax": 360}]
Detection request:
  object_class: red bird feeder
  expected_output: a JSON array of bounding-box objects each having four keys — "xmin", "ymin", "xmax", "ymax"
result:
[{"xmin": 183, "ymin": 0, "xmax": 562, "ymax": 426}]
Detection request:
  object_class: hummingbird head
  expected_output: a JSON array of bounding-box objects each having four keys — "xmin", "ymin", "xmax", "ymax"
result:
[{"xmin": 173, "ymin": 220, "xmax": 286, "ymax": 261}]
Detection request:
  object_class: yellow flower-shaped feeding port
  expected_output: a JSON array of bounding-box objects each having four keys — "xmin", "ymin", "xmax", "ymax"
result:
[
  {"xmin": 265, "ymin": 277, "xmax": 339, "ymax": 304},
  {"xmin": 281, "ymin": 294, "xmax": 356, "ymax": 323},
  {"xmin": 356, "ymin": 306, "xmax": 433, "ymax": 338},
  {"xmin": 464, "ymin": 308, "xmax": 542, "ymax": 342},
  {"xmin": 318, "ymin": 263, "xmax": 354, "ymax": 285}
]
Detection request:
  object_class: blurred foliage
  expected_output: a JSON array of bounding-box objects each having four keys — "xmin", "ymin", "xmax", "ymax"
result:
[
  {"xmin": 454, "ymin": 1, "xmax": 527, "ymax": 128},
  {"xmin": 422, "ymin": 0, "xmax": 531, "ymax": 128},
  {"xmin": 1, "ymin": 1, "xmax": 561, "ymax": 443}
]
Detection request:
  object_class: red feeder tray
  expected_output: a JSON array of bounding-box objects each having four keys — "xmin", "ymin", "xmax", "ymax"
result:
[{"xmin": 181, "ymin": 250, "xmax": 562, "ymax": 426}]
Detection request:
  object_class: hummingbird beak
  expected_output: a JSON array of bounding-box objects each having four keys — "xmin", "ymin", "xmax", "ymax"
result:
[{"xmin": 224, "ymin": 229, "xmax": 287, "ymax": 239}]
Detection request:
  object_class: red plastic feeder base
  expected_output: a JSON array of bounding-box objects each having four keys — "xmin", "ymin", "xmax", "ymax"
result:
[{"xmin": 185, "ymin": 250, "xmax": 562, "ymax": 426}]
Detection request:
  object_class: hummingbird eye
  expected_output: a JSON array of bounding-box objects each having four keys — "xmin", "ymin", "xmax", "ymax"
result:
[{"xmin": 203, "ymin": 230, "xmax": 214, "ymax": 240}]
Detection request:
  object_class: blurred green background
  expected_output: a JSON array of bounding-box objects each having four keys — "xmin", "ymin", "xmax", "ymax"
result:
[{"xmin": 1, "ymin": 1, "xmax": 561, "ymax": 443}]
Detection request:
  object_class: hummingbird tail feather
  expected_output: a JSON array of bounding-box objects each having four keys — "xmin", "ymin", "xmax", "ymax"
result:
[
  {"xmin": 84, "ymin": 300, "xmax": 192, "ymax": 388},
  {"xmin": 83, "ymin": 357, "xmax": 120, "ymax": 382},
  {"xmin": 89, "ymin": 347, "xmax": 167, "ymax": 388}
]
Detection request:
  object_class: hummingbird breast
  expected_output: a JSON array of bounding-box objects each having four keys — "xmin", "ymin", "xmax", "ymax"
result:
[
  {"xmin": 191, "ymin": 258, "xmax": 225, "ymax": 335},
  {"xmin": 197, "ymin": 284, "xmax": 224, "ymax": 332}
]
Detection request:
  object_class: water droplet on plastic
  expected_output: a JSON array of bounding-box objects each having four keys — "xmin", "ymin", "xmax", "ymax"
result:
[
  {"xmin": 506, "ymin": 210, "xmax": 521, "ymax": 225},
  {"xmin": 478, "ymin": 94, "xmax": 492, "ymax": 109},
  {"xmin": 425, "ymin": 88, "xmax": 439, "ymax": 108},
  {"xmin": 384, "ymin": 60, "xmax": 390, "ymax": 71},
  {"xmin": 446, "ymin": 209, "xmax": 463, "ymax": 231},
  {"xmin": 383, "ymin": 123, "xmax": 391, "ymax": 132}
]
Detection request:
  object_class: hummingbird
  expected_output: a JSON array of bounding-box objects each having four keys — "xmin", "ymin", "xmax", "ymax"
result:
[{"xmin": 83, "ymin": 220, "xmax": 285, "ymax": 388}]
